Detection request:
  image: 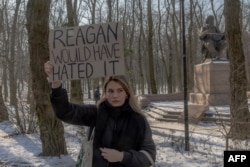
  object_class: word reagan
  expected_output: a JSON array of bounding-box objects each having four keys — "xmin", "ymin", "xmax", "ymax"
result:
[{"xmin": 52, "ymin": 23, "xmax": 119, "ymax": 49}]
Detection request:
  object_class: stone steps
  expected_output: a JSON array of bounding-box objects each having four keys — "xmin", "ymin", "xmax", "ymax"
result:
[
  {"xmin": 144, "ymin": 104, "xmax": 183, "ymax": 122},
  {"xmin": 202, "ymin": 111, "xmax": 231, "ymax": 125},
  {"xmin": 145, "ymin": 102, "xmax": 231, "ymax": 125}
]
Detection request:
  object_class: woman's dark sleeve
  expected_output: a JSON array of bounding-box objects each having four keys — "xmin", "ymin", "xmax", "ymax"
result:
[
  {"xmin": 50, "ymin": 85, "xmax": 97, "ymax": 126},
  {"xmin": 121, "ymin": 117, "xmax": 156, "ymax": 167}
]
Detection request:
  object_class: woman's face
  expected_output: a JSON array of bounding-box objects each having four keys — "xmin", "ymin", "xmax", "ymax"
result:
[{"xmin": 105, "ymin": 80, "xmax": 128, "ymax": 107}]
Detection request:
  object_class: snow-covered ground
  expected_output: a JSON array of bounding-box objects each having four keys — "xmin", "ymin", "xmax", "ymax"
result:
[{"xmin": 0, "ymin": 101, "xmax": 231, "ymax": 167}]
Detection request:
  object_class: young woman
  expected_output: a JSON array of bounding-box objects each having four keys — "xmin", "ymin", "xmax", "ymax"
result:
[{"xmin": 44, "ymin": 61, "xmax": 156, "ymax": 167}]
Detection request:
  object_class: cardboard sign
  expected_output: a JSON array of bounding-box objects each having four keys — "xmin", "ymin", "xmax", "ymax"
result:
[{"xmin": 49, "ymin": 22, "xmax": 125, "ymax": 81}]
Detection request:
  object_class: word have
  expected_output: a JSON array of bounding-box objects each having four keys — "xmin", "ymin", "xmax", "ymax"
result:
[
  {"xmin": 52, "ymin": 60, "xmax": 120, "ymax": 80},
  {"xmin": 51, "ymin": 43, "xmax": 121, "ymax": 64}
]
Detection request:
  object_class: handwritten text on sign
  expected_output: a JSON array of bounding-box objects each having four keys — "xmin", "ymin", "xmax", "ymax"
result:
[{"xmin": 49, "ymin": 22, "xmax": 124, "ymax": 81}]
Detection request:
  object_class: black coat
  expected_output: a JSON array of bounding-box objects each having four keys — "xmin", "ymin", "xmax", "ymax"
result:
[{"xmin": 50, "ymin": 86, "xmax": 156, "ymax": 167}]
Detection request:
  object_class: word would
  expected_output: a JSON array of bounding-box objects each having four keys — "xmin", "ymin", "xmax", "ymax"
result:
[{"xmin": 51, "ymin": 43, "xmax": 121, "ymax": 64}]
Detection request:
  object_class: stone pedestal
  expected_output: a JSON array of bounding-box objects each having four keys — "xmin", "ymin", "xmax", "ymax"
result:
[
  {"xmin": 189, "ymin": 61, "xmax": 230, "ymax": 106},
  {"xmin": 179, "ymin": 61, "xmax": 230, "ymax": 124}
]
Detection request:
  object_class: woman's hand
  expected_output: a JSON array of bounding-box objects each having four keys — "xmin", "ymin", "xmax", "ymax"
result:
[
  {"xmin": 44, "ymin": 61, "xmax": 53, "ymax": 78},
  {"xmin": 100, "ymin": 148, "xmax": 124, "ymax": 163},
  {"xmin": 44, "ymin": 61, "xmax": 61, "ymax": 88}
]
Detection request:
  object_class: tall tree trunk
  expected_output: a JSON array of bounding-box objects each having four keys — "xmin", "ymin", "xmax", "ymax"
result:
[
  {"xmin": 0, "ymin": 85, "xmax": 9, "ymax": 121},
  {"xmin": 166, "ymin": 33, "xmax": 173, "ymax": 93},
  {"xmin": 66, "ymin": 0, "xmax": 83, "ymax": 104},
  {"xmin": 1, "ymin": 4, "xmax": 9, "ymax": 101},
  {"xmin": 89, "ymin": 0, "xmax": 97, "ymax": 24},
  {"xmin": 138, "ymin": 0, "xmax": 145, "ymax": 95},
  {"xmin": 69, "ymin": 62, "xmax": 84, "ymax": 103},
  {"xmin": 107, "ymin": 0, "xmax": 113, "ymax": 22},
  {"xmin": 127, "ymin": 0, "xmax": 136, "ymax": 91},
  {"xmin": 164, "ymin": 1, "xmax": 174, "ymax": 93},
  {"xmin": 87, "ymin": 0, "xmax": 98, "ymax": 100},
  {"xmin": 8, "ymin": 0, "xmax": 22, "ymax": 131},
  {"xmin": 147, "ymin": 0, "xmax": 157, "ymax": 94},
  {"xmin": 157, "ymin": 0, "xmax": 171, "ymax": 93},
  {"xmin": 224, "ymin": 0, "xmax": 250, "ymax": 140},
  {"xmin": 9, "ymin": 0, "xmax": 21, "ymax": 106},
  {"xmin": 187, "ymin": 0, "xmax": 194, "ymax": 90},
  {"xmin": 2, "ymin": 63, "xmax": 8, "ymax": 101},
  {"xmin": 26, "ymin": 0, "xmax": 67, "ymax": 155},
  {"xmin": 168, "ymin": 0, "xmax": 182, "ymax": 92}
]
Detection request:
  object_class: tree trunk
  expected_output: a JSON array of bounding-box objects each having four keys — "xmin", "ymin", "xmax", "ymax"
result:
[
  {"xmin": 158, "ymin": 1, "xmax": 173, "ymax": 94},
  {"xmin": 107, "ymin": 0, "xmax": 113, "ymax": 22},
  {"xmin": 138, "ymin": 0, "xmax": 145, "ymax": 95},
  {"xmin": 147, "ymin": 0, "xmax": 157, "ymax": 94},
  {"xmin": 125, "ymin": 0, "xmax": 136, "ymax": 92},
  {"xmin": 187, "ymin": 0, "xmax": 194, "ymax": 90},
  {"xmin": 66, "ymin": 0, "xmax": 83, "ymax": 104},
  {"xmin": 26, "ymin": 0, "xmax": 67, "ymax": 155},
  {"xmin": 1, "ymin": 4, "xmax": 9, "ymax": 102},
  {"xmin": 70, "ymin": 81, "xmax": 83, "ymax": 104},
  {"xmin": 8, "ymin": 0, "xmax": 22, "ymax": 131},
  {"xmin": 166, "ymin": 33, "xmax": 173, "ymax": 93},
  {"xmin": 89, "ymin": 0, "xmax": 99, "ymax": 99},
  {"xmin": 169, "ymin": 0, "xmax": 182, "ymax": 92},
  {"xmin": 2, "ymin": 61, "xmax": 8, "ymax": 101},
  {"xmin": 9, "ymin": 0, "xmax": 21, "ymax": 106},
  {"xmin": 224, "ymin": 0, "xmax": 250, "ymax": 140},
  {"xmin": 0, "ymin": 85, "xmax": 9, "ymax": 121},
  {"xmin": 164, "ymin": 2, "xmax": 174, "ymax": 93}
]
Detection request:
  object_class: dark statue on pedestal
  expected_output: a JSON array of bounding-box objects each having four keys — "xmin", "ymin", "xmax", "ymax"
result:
[{"xmin": 199, "ymin": 15, "xmax": 227, "ymax": 62}]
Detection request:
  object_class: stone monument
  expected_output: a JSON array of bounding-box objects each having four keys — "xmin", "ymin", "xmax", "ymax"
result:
[
  {"xmin": 179, "ymin": 15, "xmax": 230, "ymax": 124},
  {"xmin": 199, "ymin": 15, "xmax": 227, "ymax": 62},
  {"xmin": 178, "ymin": 61, "xmax": 230, "ymax": 124},
  {"xmin": 189, "ymin": 61, "xmax": 230, "ymax": 106}
]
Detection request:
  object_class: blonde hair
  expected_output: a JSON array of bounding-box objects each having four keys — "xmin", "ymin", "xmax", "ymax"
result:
[{"xmin": 97, "ymin": 75, "xmax": 143, "ymax": 115}]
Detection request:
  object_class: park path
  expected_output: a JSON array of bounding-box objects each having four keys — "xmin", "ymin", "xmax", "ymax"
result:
[{"xmin": 145, "ymin": 101, "xmax": 229, "ymax": 137}]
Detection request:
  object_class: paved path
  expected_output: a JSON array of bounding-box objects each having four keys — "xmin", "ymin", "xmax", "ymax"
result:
[{"xmin": 148, "ymin": 119, "xmax": 228, "ymax": 137}]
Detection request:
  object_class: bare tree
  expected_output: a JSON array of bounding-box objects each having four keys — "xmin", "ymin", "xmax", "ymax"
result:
[
  {"xmin": 157, "ymin": 0, "xmax": 172, "ymax": 93},
  {"xmin": 0, "ymin": 85, "xmax": 8, "ymax": 121},
  {"xmin": 163, "ymin": 0, "xmax": 183, "ymax": 92},
  {"xmin": 6, "ymin": 0, "xmax": 23, "ymax": 132},
  {"xmin": 66, "ymin": 0, "xmax": 83, "ymax": 104},
  {"xmin": 224, "ymin": 0, "xmax": 250, "ymax": 140},
  {"xmin": 163, "ymin": 1, "xmax": 174, "ymax": 93},
  {"xmin": 241, "ymin": 1, "xmax": 250, "ymax": 90},
  {"xmin": 85, "ymin": 0, "xmax": 101, "ymax": 99},
  {"xmin": 0, "ymin": 2, "xmax": 8, "ymax": 101},
  {"xmin": 26, "ymin": 0, "xmax": 67, "ymax": 155},
  {"xmin": 86, "ymin": 0, "xmax": 97, "ymax": 24},
  {"xmin": 137, "ymin": 0, "xmax": 146, "ymax": 95},
  {"xmin": 9, "ymin": 0, "xmax": 21, "ymax": 107},
  {"xmin": 147, "ymin": 0, "xmax": 157, "ymax": 94},
  {"xmin": 106, "ymin": 0, "xmax": 115, "ymax": 22},
  {"xmin": 121, "ymin": 0, "xmax": 136, "ymax": 91}
]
